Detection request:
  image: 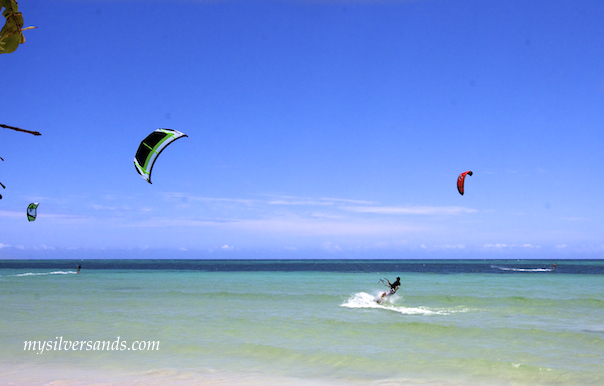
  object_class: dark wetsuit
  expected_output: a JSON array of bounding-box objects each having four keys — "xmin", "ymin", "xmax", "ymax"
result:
[{"xmin": 385, "ymin": 278, "xmax": 401, "ymax": 295}]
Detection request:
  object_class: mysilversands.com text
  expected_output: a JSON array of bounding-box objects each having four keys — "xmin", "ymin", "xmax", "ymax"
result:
[{"xmin": 24, "ymin": 336, "xmax": 160, "ymax": 354}]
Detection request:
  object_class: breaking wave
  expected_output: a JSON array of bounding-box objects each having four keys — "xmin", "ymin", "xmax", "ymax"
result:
[
  {"xmin": 10, "ymin": 271, "xmax": 77, "ymax": 277},
  {"xmin": 341, "ymin": 292, "xmax": 468, "ymax": 316}
]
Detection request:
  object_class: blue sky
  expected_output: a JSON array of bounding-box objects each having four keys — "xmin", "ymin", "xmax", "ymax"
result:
[{"xmin": 1, "ymin": 0, "xmax": 603, "ymax": 259}]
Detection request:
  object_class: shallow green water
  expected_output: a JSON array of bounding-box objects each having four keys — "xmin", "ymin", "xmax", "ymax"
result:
[{"xmin": 1, "ymin": 261, "xmax": 603, "ymax": 384}]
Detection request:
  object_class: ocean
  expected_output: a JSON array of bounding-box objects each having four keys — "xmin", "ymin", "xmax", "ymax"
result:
[{"xmin": 1, "ymin": 259, "xmax": 603, "ymax": 385}]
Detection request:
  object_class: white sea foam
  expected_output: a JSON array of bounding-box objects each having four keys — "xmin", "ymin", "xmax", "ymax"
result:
[
  {"xmin": 491, "ymin": 265, "xmax": 553, "ymax": 272},
  {"xmin": 341, "ymin": 292, "xmax": 461, "ymax": 315},
  {"xmin": 11, "ymin": 271, "xmax": 77, "ymax": 277}
]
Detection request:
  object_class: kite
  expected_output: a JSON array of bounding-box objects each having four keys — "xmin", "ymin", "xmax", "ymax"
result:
[
  {"xmin": 27, "ymin": 202, "xmax": 38, "ymax": 221},
  {"xmin": 134, "ymin": 128, "xmax": 187, "ymax": 183},
  {"xmin": 457, "ymin": 171, "xmax": 473, "ymax": 195}
]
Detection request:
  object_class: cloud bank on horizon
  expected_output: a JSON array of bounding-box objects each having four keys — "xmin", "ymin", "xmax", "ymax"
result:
[{"xmin": 1, "ymin": 190, "xmax": 601, "ymax": 257}]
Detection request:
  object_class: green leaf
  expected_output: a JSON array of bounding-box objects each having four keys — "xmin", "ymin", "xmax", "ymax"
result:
[{"xmin": 0, "ymin": 0, "xmax": 35, "ymax": 55}]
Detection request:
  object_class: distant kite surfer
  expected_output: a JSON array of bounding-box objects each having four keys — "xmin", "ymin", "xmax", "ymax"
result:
[
  {"xmin": 551, "ymin": 264, "xmax": 557, "ymax": 271},
  {"xmin": 377, "ymin": 277, "xmax": 401, "ymax": 303},
  {"xmin": 77, "ymin": 264, "xmax": 81, "ymax": 274}
]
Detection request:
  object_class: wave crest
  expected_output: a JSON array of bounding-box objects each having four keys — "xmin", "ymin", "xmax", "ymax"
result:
[
  {"xmin": 341, "ymin": 292, "xmax": 464, "ymax": 316},
  {"xmin": 11, "ymin": 271, "xmax": 77, "ymax": 277}
]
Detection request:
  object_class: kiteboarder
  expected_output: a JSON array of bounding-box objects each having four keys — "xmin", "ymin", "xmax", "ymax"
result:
[
  {"xmin": 77, "ymin": 264, "xmax": 81, "ymax": 274},
  {"xmin": 386, "ymin": 277, "xmax": 401, "ymax": 294},
  {"xmin": 378, "ymin": 277, "xmax": 401, "ymax": 302},
  {"xmin": 551, "ymin": 263, "xmax": 557, "ymax": 271}
]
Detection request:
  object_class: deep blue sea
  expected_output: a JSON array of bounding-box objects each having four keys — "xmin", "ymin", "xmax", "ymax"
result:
[{"xmin": 1, "ymin": 259, "xmax": 603, "ymax": 385}]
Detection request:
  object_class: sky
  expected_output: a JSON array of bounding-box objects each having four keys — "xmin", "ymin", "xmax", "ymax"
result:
[{"xmin": 1, "ymin": 0, "xmax": 603, "ymax": 259}]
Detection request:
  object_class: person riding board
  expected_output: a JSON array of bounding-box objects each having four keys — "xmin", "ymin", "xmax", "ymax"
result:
[{"xmin": 380, "ymin": 277, "xmax": 401, "ymax": 300}]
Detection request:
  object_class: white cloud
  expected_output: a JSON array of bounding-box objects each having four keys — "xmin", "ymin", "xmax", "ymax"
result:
[
  {"xmin": 0, "ymin": 243, "xmax": 10, "ymax": 249},
  {"xmin": 157, "ymin": 193, "xmax": 479, "ymax": 219},
  {"xmin": 221, "ymin": 245, "xmax": 234, "ymax": 250},
  {"xmin": 435, "ymin": 244, "xmax": 466, "ymax": 250},
  {"xmin": 269, "ymin": 199, "xmax": 332, "ymax": 206},
  {"xmin": 92, "ymin": 204, "xmax": 117, "ymax": 211},
  {"xmin": 125, "ymin": 217, "xmax": 236, "ymax": 228},
  {"xmin": 483, "ymin": 243, "xmax": 540, "ymax": 249},
  {"xmin": 0, "ymin": 210, "xmax": 22, "ymax": 218},
  {"xmin": 125, "ymin": 215, "xmax": 425, "ymax": 237},
  {"xmin": 321, "ymin": 242, "xmax": 342, "ymax": 252},
  {"xmin": 230, "ymin": 217, "xmax": 424, "ymax": 236},
  {"xmin": 342, "ymin": 205, "xmax": 477, "ymax": 215},
  {"xmin": 561, "ymin": 217, "xmax": 587, "ymax": 221},
  {"xmin": 162, "ymin": 192, "xmax": 256, "ymax": 205},
  {"xmin": 484, "ymin": 243, "xmax": 511, "ymax": 249},
  {"xmin": 413, "ymin": 244, "xmax": 466, "ymax": 251},
  {"xmin": 311, "ymin": 212, "xmax": 344, "ymax": 219},
  {"xmin": 173, "ymin": 194, "xmax": 378, "ymax": 208},
  {"xmin": 320, "ymin": 197, "xmax": 376, "ymax": 205},
  {"xmin": 522, "ymin": 244, "xmax": 539, "ymax": 248}
]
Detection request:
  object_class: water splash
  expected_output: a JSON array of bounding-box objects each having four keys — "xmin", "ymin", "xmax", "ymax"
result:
[
  {"xmin": 341, "ymin": 292, "xmax": 462, "ymax": 315},
  {"xmin": 10, "ymin": 271, "xmax": 77, "ymax": 277},
  {"xmin": 492, "ymin": 265, "xmax": 553, "ymax": 272}
]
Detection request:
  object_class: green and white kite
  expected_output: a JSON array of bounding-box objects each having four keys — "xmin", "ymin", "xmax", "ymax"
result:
[
  {"xmin": 133, "ymin": 128, "xmax": 187, "ymax": 184},
  {"xmin": 27, "ymin": 202, "xmax": 38, "ymax": 221}
]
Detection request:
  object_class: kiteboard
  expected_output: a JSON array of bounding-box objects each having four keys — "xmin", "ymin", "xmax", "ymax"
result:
[{"xmin": 375, "ymin": 289, "xmax": 396, "ymax": 304}]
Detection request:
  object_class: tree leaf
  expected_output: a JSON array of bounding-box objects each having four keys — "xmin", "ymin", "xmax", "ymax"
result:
[{"xmin": 0, "ymin": 0, "xmax": 35, "ymax": 54}]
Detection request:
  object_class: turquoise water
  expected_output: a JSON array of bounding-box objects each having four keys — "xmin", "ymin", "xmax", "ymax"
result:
[{"xmin": 1, "ymin": 260, "xmax": 603, "ymax": 385}]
